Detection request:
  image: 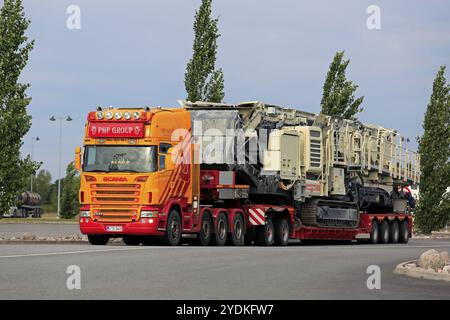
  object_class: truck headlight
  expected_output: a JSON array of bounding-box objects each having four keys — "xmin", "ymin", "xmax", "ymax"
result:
[
  {"xmin": 80, "ymin": 211, "xmax": 90, "ymax": 217},
  {"xmin": 141, "ymin": 211, "xmax": 158, "ymax": 218}
]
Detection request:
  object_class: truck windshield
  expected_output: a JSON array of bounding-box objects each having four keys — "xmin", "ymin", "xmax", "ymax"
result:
[{"xmin": 83, "ymin": 146, "xmax": 157, "ymax": 173}]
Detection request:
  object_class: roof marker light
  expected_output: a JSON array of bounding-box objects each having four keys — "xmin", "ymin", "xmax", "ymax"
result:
[
  {"xmin": 114, "ymin": 112, "xmax": 122, "ymax": 120},
  {"xmin": 105, "ymin": 112, "xmax": 113, "ymax": 120},
  {"xmin": 96, "ymin": 111, "xmax": 104, "ymax": 120},
  {"xmin": 133, "ymin": 112, "xmax": 140, "ymax": 120},
  {"xmin": 124, "ymin": 112, "xmax": 131, "ymax": 120}
]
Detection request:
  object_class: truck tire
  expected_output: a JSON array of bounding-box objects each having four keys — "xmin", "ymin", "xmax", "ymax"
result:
[
  {"xmin": 229, "ymin": 214, "xmax": 245, "ymax": 246},
  {"xmin": 379, "ymin": 220, "xmax": 390, "ymax": 244},
  {"xmin": 274, "ymin": 218, "xmax": 289, "ymax": 246},
  {"xmin": 369, "ymin": 221, "xmax": 379, "ymax": 244},
  {"xmin": 88, "ymin": 235, "xmax": 109, "ymax": 245},
  {"xmin": 211, "ymin": 212, "xmax": 228, "ymax": 246},
  {"xmin": 244, "ymin": 228, "xmax": 255, "ymax": 245},
  {"xmin": 399, "ymin": 220, "xmax": 409, "ymax": 244},
  {"xmin": 389, "ymin": 221, "xmax": 400, "ymax": 243},
  {"xmin": 123, "ymin": 236, "xmax": 141, "ymax": 246},
  {"xmin": 256, "ymin": 219, "xmax": 274, "ymax": 246},
  {"xmin": 198, "ymin": 213, "xmax": 213, "ymax": 246},
  {"xmin": 162, "ymin": 209, "xmax": 182, "ymax": 246}
]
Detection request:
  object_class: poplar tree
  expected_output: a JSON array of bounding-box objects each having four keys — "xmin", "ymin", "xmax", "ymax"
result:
[
  {"xmin": 0, "ymin": 0, "xmax": 38, "ymax": 215},
  {"xmin": 185, "ymin": 0, "xmax": 224, "ymax": 103},
  {"xmin": 320, "ymin": 51, "xmax": 364, "ymax": 120},
  {"xmin": 415, "ymin": 66, "xmax": 450, "ymax": 233},
  {"xmin": 61, "ymin": 162, "xmax": 80, "ymax": 219}
]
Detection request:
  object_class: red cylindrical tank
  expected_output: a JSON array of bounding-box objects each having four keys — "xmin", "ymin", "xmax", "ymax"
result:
[{"xmin": 19, "ymin": 191, "xmax": 42, "ymax": 206}]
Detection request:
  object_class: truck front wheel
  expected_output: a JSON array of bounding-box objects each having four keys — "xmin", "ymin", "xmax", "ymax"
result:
[
  {"xmin": 163, "ymin": 209, "xmax": 182, "ymax": 246},
  {"xmin": 88, "ymin": 235, "xmax": 109, "ymax": 245},
  {"xmin": 123, "ymin": 236, "xmax": 141, "ymax": 246},
  {"xmin": 379, "ymin": 220, "xmax": 390, "ymax": 244},
  {"xmin": 256, "ymin": 220, "xmax": 274, "ymax": 246}
]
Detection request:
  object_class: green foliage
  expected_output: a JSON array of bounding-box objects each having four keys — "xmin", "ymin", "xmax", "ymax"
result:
[
  {"xmin": 33, "ymin": 169, "xmax": 52, "ymax": 204},
  {"xmin": 0, "ymin": 0, "xmax": 39, "ymax": 215},
  {"xmin": 320, "ymin": 51, "xmax": 364, "ymax": 120},
  {"xmin": 415, "ymin": 66, "xmax": 450, "ymax": 234},
  {"xmin": 185, "ymin": 0, "xmax": 225, "ymax": 103},
  {"xmin": 60, "ymin": 162, "xmax": 80, "ymax": 219}
]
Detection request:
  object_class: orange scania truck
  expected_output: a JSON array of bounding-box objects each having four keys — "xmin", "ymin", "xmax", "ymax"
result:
[{"xmin": 76, "ymin": 101, "xmax": 418, "ymax": 246}]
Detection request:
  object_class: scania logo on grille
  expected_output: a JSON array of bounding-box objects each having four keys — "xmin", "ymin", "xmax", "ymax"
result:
[{"xmin": 103, "ymin": 177, "xmax": 128, "ymax": 182}]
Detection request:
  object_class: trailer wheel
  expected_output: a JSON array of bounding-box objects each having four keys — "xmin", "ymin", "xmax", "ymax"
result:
[
  {"xmin": 229, "ymin": 214, "xmax": 245, "ymax": 246},
  {"xmin": 389, "ymin": 221, "xmax": 400, "ymax": 243},
  {"xmin": 399, "ymin": 220, "xmax": 409, "ymax": 244},
  {"xmin": 88, "ymin": 235, "xmax": 109, "ymax": 245},
  {"xmin": 198, "ymin": 213, "xmax": 213, "ymax": 246},
  {"xmin": 256, "ymin": 220, "xmax": 274, "ymax": 246},
  {"xmin": 211, "ymin": 213, "xmax": 228, "ymax": 246},
  {"xmin": 162, "ymin": 209, "xmax": 182, "ymax": 246},
  {"xmin": 379, "ymin": 220, "xmax": 390, "ymax": 244},
  {"xmin": 244, "ymin": 228, "xmax": 255, "ymax": 245},
  {"xmin": 369, "ymin": 221, "xmax": 379, "ymax": 244},
  {"xmin": 274, "ymin": 218, "xmax": 289, "ymax": 246},
  {"xmin": 123, "ymin": 236, "xmax": 141, "ymax": 246}
]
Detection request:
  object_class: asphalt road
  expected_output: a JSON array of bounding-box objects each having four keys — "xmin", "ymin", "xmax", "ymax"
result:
[{"xmin": 0, "ymin": 239, "xmax": 449, "ymax": 299}]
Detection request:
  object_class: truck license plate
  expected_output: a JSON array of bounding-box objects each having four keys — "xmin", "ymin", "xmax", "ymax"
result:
[{"xmin": 106, "ymin": 226, "xmax": 123, "ymax": 232}]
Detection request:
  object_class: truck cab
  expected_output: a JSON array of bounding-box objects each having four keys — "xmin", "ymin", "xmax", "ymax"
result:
[{"xmin": 76, "ymin": 107, "xmax": 194, "ymax": 245}]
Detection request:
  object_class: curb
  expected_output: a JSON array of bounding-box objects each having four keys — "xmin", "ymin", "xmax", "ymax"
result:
[
  {"xmin": 393, "ymin": 260, "xmax": 450, "ymax": 282},
  {"xmin": 0, "ymin": 240, "xmax": 88, "ymax": 244},
  {"xmin": 0, "ymin": 220, "xmax": 78, "ymax": 225}
]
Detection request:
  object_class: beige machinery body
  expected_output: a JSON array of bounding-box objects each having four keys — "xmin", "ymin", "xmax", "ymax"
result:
[{"xmin": 182, "ymin": 100, "xmax": 420, "ymax": 206}]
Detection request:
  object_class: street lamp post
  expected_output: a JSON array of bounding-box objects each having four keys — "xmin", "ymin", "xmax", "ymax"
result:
[
  {"xmin": 50, "ymin": 115, "xmax": 73, "ymax": 218},
  {"xmin": 30, "ymin": 136, "xmax": 40, "ymax": 193}
]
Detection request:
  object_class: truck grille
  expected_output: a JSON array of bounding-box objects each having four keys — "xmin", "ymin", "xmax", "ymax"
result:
[{"xmin": 90, "ymin": 183, "xmax": 141, "ymax": 222}]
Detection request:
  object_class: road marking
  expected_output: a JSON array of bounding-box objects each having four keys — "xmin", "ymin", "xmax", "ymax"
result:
[{"xmin": 0, "ymin": 247, "xmax": 162, "ymax": 259}]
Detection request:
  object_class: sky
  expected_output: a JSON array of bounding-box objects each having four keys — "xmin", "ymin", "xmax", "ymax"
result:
[{"xmin": 10, "ymin": 0, "xmax": 450, "ymax": 181}]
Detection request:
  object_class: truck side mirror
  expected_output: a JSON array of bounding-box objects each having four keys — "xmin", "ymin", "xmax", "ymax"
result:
[{"xmin": 74, "ymin": 147, "xmax": 82, "ymax": 171}]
